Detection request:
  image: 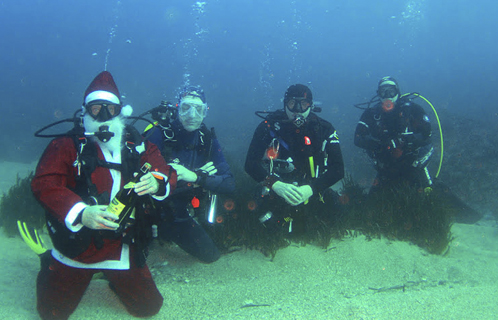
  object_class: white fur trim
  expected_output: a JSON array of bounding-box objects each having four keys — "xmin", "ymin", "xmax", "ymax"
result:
[
  {"xmin": 85, "ymin": 90, "xmax": 120, "ymax": 105},
  {"xmin": 65, "ymin": 202, "xmax": 88, "ymax": 232},
  {"xmin": 121, "ymin": 105, "xmax": 133, "ymax": 117},
  {"xmin": 99, "ymin": 145, "xmax": 122, "ymax": 199},
  {"xmin": 136, "ymin": 142, "xmax": 145, "ymax": 154},
  {"xmin": 151, "ymin": 172, "xmax": 171, "ymax": 201},
  {"xmin": 52, "ymin": 244, "xmax": 130, "ymax": 270}
]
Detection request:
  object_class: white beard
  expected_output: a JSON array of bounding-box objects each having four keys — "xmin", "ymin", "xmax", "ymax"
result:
[{"xmin": 83, "ymin": 113, "xmax": 125, "ymax": 155}]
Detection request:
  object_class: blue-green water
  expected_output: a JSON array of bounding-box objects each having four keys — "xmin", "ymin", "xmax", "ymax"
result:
[{"xmin": 1, "ymin": 1, "xmax": 498, "ymax": 318}]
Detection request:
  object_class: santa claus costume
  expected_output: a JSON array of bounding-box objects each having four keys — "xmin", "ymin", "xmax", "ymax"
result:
[{"xmin": 31, "ymin": 71, "xmax": 176, "ymax": 319}]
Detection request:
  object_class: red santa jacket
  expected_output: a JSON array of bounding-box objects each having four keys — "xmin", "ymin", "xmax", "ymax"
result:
[{"xmin": 32, "ymin": 136, "xmax": 177, "ymax": 267}]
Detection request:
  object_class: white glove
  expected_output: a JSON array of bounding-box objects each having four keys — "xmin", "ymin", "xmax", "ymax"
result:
[
  {"xmin": 272, "ymin": 182, "xmax": 313, "ymax": 206},
  {"xmin": 271, "ymin": 181, "xmax": 299, "ymax": 206},
  {"xmin": 169, "ymin": 163, "xmax": 197, "ymax": 183},
  {"xmin": 297, "ymin": 185, "xmax": 313, "ymax": 204}
]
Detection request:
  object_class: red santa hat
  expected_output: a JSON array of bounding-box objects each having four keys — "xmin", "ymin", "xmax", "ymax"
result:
[
  {"xmin": 84, "ymin": 71, "xmax": 121, "ymax": 105},
  {"xmin": 83, "ymin": 71, "xmax": 133, "ymax": 117}
]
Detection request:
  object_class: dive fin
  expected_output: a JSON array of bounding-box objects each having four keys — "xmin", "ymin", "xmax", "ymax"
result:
[
  {"xmin": 432, "ymin": 182, "xmax": 484, "ymax": 224},
  {"xmin": 17, "ymin": 220, "xmax": 47, "ymax": 255}
]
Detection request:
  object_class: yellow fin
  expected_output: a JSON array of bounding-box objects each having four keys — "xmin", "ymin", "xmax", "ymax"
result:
[{"xmin": 17, "ymin": 220, "xmax": 47, "ymax": 255}]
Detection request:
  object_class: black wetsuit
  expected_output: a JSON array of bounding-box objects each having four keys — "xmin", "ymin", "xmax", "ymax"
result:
[
  {"xmin": 245, "ymin": 110, "xmax": 344, "ymax": 234},
  {"xmin": 354, "ymin": 98, "xmax": 433, "ymax": 190}
]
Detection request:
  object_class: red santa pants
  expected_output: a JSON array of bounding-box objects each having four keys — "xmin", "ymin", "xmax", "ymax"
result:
[{"xmin": 36, "ymin": 254, "xmax": 163, "ymax": 320}]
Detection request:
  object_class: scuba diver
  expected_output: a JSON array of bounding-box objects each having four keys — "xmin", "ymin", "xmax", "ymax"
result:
[
  {"xmin": 30, "ymin": 71, "xmax": 176, "ymax": 319},
  {"xmin": 353, "ymin": 76, "xmax": 484, "ymax": 225},
  {"xmin": 143, "ymin": 85, "xmax": 235, "ymax": 263},
  {"xmin": 354, "ymin": 76, "xmax": 434, "ymax": 192},
  {"xmin": 245, "ymin": 84, "xmax": 344, "ymax": 237}
]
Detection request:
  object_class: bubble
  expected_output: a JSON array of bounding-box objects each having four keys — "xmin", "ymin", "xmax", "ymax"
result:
[
  {"xmin": 398, "ymin": 1, "xmax": 425, "ymax": 35},
  {"xmin": 104, "ymin": 1, "xmax": 122, "ymax": 71},
  {"xmin": 258, "ymin": 44, "xmax": 275, "ymax": 111},
  {"xmin": 164, "ymin": 7, "xmax": 180, "ymax": 24},
  {"xmin": 182, "ymin": 1, "xmax": 209, "ymax": 87}
]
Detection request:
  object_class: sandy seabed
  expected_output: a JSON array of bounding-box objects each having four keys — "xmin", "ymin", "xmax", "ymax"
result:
[{"xmin": 1, "ymin": 161, "xmax": 497, "ymax": 320}]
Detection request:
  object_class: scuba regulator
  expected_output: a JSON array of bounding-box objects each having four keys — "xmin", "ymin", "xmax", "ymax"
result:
[{"xmin": 150, "ymin": 101, "xmax": 178, "ymax": 126}]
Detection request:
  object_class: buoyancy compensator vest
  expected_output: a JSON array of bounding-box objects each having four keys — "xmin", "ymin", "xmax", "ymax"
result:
[{"xmin": 46, "ymin": 125, "xmax": 151, "ymax": 260}]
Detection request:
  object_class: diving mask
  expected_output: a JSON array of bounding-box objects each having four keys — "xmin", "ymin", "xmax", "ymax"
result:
[
  {"xmin": 179, "ymin": 101, "xmax": 207, "ymax": 118},
  {"xmin": 85, "ymin": 101, "xmax": 121, "ymax": 122},
  {"xmin": 378, "ymin": 85, "xmax": 399, "ymax": 100},
  {"xmin": 286, "ymin": 97, "xmax": 311, "ymax": 113}
]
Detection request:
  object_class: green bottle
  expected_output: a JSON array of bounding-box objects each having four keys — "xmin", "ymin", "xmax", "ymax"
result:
[{"xmin": 108, "ymin": 162, "xmax": 152, "ymax": 233}]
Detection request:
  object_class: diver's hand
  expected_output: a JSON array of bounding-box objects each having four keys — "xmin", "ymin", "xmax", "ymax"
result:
[
  {"xmin": 192, "ymin": 162, "xmax": 217, "ymax": 186},
  {"xmin": 199, "ymin": 161, "xmax": 217, "ymax": 176},
  {"xmin": 272, "ymin": 181, "xmax": 303, "ymax": 206},
  {"xmin": 81, "ymin": 205, "xmax": 119, "ymax": 230},
  {"xmin": 135, "ymin": 172, "xmax": 160, "ymax": 195},
  {"xmin": 298, "ymin": 185, "xmax": 313, "ymax": 204},
  {"xmin": 169, "ymin": 163, "xmax": 197, "ymax": 183}
]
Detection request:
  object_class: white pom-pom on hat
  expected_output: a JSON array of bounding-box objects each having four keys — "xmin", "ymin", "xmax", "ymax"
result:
[{"xmin": 121, "ymin": 105, "xmax": 133, "ymax": 117}]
